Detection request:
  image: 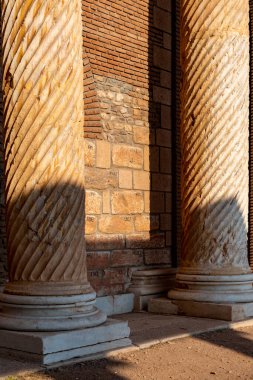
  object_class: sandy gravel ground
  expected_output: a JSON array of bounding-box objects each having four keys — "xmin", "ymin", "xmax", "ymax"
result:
[{"xmin": 13, "ymin": 326, "xmax": 253, "ymax": 380}]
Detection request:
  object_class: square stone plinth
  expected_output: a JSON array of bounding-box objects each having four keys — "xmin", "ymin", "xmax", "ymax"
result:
[
  {"xmin": 148, "ymin": 298, "xmax": 253, "ymax": 322},
  {"xmin": 0, "ymin": 319, "xmax": 131, "ymax": 365}
]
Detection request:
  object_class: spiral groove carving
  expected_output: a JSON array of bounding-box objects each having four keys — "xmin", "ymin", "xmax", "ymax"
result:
[
  {"xmin": 180, "ymin": 0, "xmax": 250, "ymax": 274},
  {"xmin": 2, "ymin": 0, "xmax": 88, "ymax": 291}
]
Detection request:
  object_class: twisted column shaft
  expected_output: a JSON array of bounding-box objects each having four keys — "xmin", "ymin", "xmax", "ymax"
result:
[
  {"xmin": 2, "ymin": 0, "xmax": 87, "ymax": 295},
  {"xmin": 0, "ymin": 0, "xmax": 106, "ymax": 330},
  {"xmin": 181, "ymin": 0, "xmax": 250, "ymax": 274},
  {"xmin": 170, "ymin": 0, "xmax": 253, "ymax": 304}
]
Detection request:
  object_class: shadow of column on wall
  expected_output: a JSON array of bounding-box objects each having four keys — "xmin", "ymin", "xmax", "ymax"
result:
[{"xmin": 146, "ymin": 0, "xmax": 176, "ymax": 272}]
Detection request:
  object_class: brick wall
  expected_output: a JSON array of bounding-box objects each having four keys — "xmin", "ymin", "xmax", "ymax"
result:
[{"xmin": 82, "ymin": 0, "xmax": 173, "ymax": 296}]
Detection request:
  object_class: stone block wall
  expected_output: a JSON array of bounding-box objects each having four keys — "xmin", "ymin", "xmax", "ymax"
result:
[{"xmin": 82, "ymin": 0, "xmax": 173, "ymax": 296}]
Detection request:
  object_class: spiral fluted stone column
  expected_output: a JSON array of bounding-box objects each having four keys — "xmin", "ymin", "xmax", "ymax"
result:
[
  {"xmin": 0, "ymin": 0, "xmax": 108, "ymax": 331},
  {"xmin": 167, "ymin": 0, "xmax": 253, "ymax": 319},
  {"xmin": 0, "ymin": 0, "xmax": 131, "ymax": 363}
]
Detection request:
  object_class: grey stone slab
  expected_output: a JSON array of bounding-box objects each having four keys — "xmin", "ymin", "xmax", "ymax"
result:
[
  {"xmin": 148, "ymin": 297, "xmax": 178, "ymax": 314},
  {"xmin": 116, "ymin": 312, "xmax": 231, "ymax": 348},
  {"xmin": 0, "ymin": 319, "xmax": 131, "ymax": 365},
  {"xmin": 96, "ymin": 294, "xmax": 134, "ymax": 316},
  {"xmin": 134, "ymin": 293, "xmax": 165, "ymax": 312},
  {"xmin": 1, "ymin": 312, "xmax": 253, "ymax": 375},
  {"xmin": 96, "ymin": 296, "xmax": 114, "ymax": 316},
  {"xmin": 43, "ymin": 338, "xmax": 131, "ymax": 365},
  {"xmin": 114, "ymin": 294, "xmax": 134, "ymax": 314},
  {"xmin": 174, "ymin": 300, "xmax": 253, "ymax": 321},
  {"xmin": 129, "ymin": 268, "xmax": 176, "ymax": 296},
  {"xmin": 148, "ymin": 298, "xmax": 253, "ymax": 322}
]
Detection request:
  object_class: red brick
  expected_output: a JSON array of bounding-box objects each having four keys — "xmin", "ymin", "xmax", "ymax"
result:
[
  {"xmin": 111, "ymin": 250, "xmax": 143, "ymax": 267},
  {"xmin": 87, "ymin": 270, "xmax": 103, "ymax": 292},
  {"xmin": 144, "ymin": 248, "xmax": 172, "ymax": 265},
  {"xmin": 103, "ymin": 268, "xmax": 129, "ymax": 285},
  {"xmin": 96, "ymin": 284, "xmax": 124, "ymax": 297},
  {"xmin": 161, "ymin": 105, "xmax": 172, "ymax": 129},
  {"xmin": 150, "ymin": 146, "xmax": 160, "ymax": 172},
  {"xmin": 160, "ymin": 213, "xmax": 172, "ymax": 231},
  {"xmin": 153, "ymin": 7, "xmax": 172, "ymax": 33},
  {"xmin": 166, "ymin": 193, "xmax": 172, "ymax": 213},
  {"xmin": 87, "ymin": 251, "xmax": 110, "ymax": 269},
  {"xmin": 156, "ymin": 129, "xmax": 172, "ymax": 148},
  {"xmin": 153, "ymin": 46, "xmax": 171, "ymax": 71},
  {"xmin": 160, "ymin": 70, "xmax": 172, "ymax": 89},
  {"xmin": 126, "ymin": 233, "xmax": 165, "ymax": 249},
  {"xmin": 86, "ymin": 234, "xmax": 125, "ymax": 251},
  {"xmin": 152, "ymin": 173, "xmax": 172, "ymax": 192},
  {"xmin": 163, "ymin": 32, "xmax": 172, "ymax": 50},
  {"xmin": 157, "ymin": 0, "xmax": 172, "ymax": 11},
  {"xmin": 166, "ymin": 231, "xmax": 172, "ymax": 246},
  {"xmin": 153, "ymin": 86, "xmax": 171, "ymax": 106},
  {"xmin": 150, "ymin": 192, "xmax": 165, "ymax": 213},
  {"xmin": 160, "ymin": 148, "xmax": 172, "ymax": 174}
]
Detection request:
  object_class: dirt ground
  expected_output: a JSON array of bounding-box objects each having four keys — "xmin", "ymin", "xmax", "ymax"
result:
[{"xmin": 14, "ymin": 325, "xmax": 253, "ymax": 380}]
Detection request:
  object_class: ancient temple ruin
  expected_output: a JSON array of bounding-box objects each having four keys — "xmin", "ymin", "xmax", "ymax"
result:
[{"xmin": 0, "ymin": 0, "xmax": 253, "ymax": 364}]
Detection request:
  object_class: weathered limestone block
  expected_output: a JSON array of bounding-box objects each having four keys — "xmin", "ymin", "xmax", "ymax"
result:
[
  {"xmin": 98, "ymin": 215, "xmax": 134, "ymax": 234},
  {"xmin": 111, "ymin": 191, "xmax": 144, "ymax": 214},
  {"xmin": 85, "ymin": 215, "xmax": 97, "ymax": 234},
  {"xmin": 85, "ymin": 191, "xmax": 102, "ymax": 215},
  {"xmin": 112, "ymin": 145, "xmax": 143, "ymax": 169},
  {"xmin": 84, "ymin": 140, "xmax": 96, "ymax": 167}
]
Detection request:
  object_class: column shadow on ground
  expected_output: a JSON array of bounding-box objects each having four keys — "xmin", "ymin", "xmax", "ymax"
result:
[
  {"xmin": 0, "ymin": 356, "xmax": 131, "ymax": 380},
  {"xmin": 195, "ymin": 328, "xmax": 253, "ymax": 359}
]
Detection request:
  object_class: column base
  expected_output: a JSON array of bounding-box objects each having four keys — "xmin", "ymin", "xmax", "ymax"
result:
[
  {"xmin": 150, "ymin": 272, "xmax": 253, "ymax": 321},
  {"xmin": 0, "ymin": 291, "xmax": 106, "ymax": 331},
  {"xmin": 0, "ymin": 319, "xmax": 131, "ymax": 365},
  {"xmin": 128, "ymin": 268, "xmax": 177, "ymax": 311},
  {"xmin": 169, "ymin": 273, "xmax": 253, "ymax": 303},
  {"xmin": 148, "ymin": 298, "xmax": 253, "ymax": 322}
]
